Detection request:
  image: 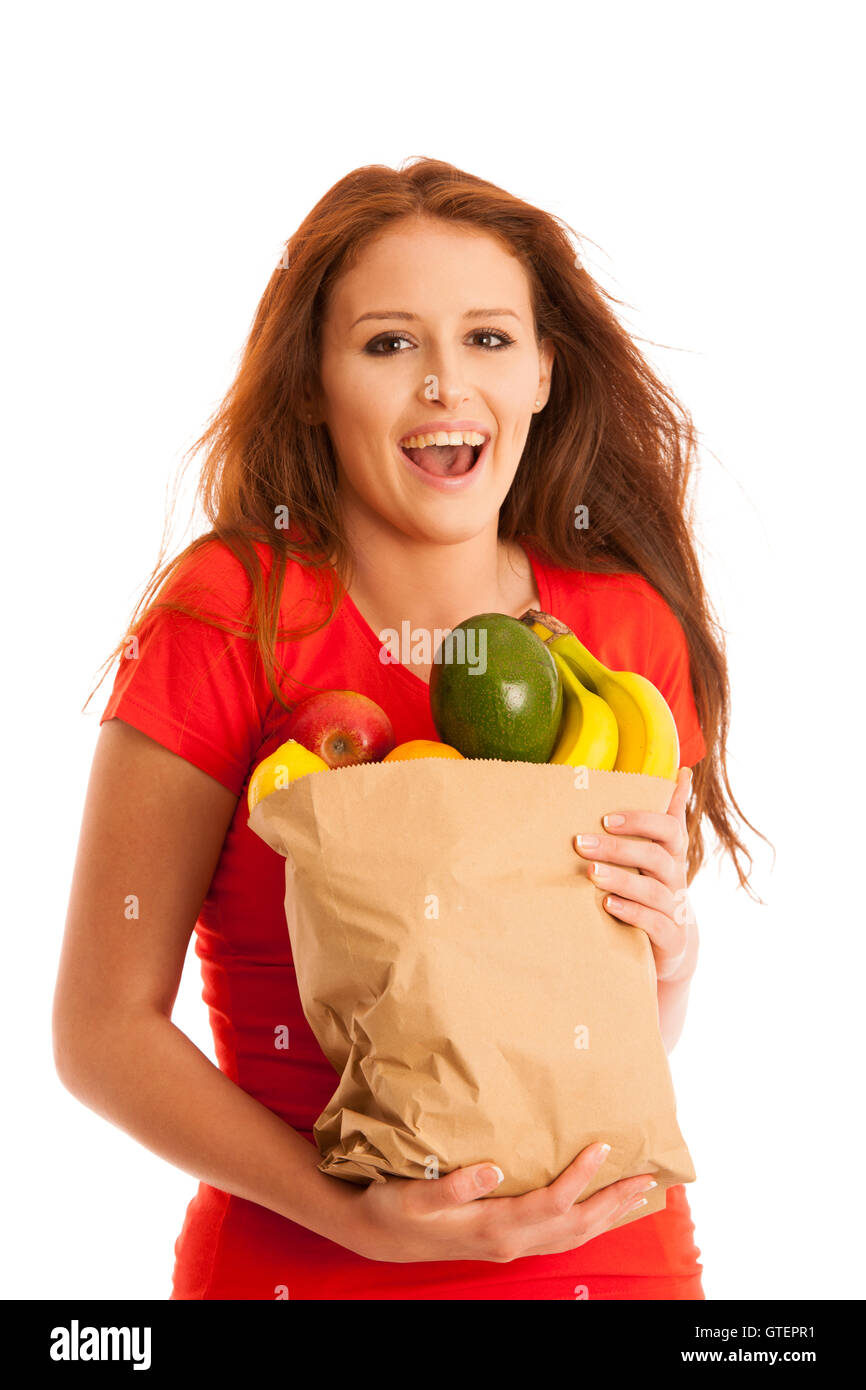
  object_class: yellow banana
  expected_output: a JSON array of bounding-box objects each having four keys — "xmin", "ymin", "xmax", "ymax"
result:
[
  {"xmin": 548, "ymin": 650, "xmax": 619, "ymax": 770},
  {"xmin": 523, "ymin": 610, "xmax": 680, "ymax": 781}
]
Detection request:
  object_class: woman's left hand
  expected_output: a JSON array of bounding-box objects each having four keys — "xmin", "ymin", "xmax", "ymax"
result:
[{"xmin": 573, "ymin": 767, "xmax": 695, "ymax": 982}]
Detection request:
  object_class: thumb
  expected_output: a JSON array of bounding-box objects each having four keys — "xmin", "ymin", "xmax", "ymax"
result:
[
  {"xmin": 415, "ymin": 1162, "xmax": 505, "ymax": 1212},
  {"xmin": 667, "ymin": 766, "xmax": 692, "ymax": 818}
]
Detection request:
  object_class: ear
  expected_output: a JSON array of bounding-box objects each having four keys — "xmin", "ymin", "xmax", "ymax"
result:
[{"xmin": 535, "ymin": 338, "xmax": 555, "ymax": 407}]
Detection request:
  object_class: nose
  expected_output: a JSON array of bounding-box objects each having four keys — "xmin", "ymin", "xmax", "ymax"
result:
[
  {"xmin": 417, "ymin": 348, "xmax": 472, "ymax": 411},
  {"xmin": 421, "ymin": 379, "xmax": 469, "ymax": 411}
]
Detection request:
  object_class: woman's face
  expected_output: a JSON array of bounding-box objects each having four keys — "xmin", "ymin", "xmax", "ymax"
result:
[{"xmin": 315, "ymin": 216, "xmax": 553, "ymax": 546}]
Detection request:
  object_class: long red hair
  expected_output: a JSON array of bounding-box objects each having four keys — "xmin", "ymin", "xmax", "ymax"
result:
[{"xmin": 85, "ymin": 156, "xmax": 769, "ymax": 897}]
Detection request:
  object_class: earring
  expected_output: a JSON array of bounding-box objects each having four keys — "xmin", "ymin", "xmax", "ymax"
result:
[{"xmin": 535, "ymin": 400, "xmax": 541, "ymax": 408}]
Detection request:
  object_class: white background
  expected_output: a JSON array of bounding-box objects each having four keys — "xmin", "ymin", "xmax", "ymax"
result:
[{"xmin": 3, "ymin": 0, "xmax": 863, "ymax": 1300}]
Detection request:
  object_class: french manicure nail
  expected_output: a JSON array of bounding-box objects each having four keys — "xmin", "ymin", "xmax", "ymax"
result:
[{"xmin": 480, "ymin": 1164, "xmax": 504, "ymax": 1186}]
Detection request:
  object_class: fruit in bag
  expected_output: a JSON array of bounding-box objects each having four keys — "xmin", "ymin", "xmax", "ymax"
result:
[
  {"xmin": 429, "ymin": 613, "xmax": 562, "ymax": 762},
  {"xmin": 520, "ymin": 610, "xmax": 680, "ymax": 780},
  {"xmin": 247, "ymin": 739, "xmax": 328, "ymax": 813}
]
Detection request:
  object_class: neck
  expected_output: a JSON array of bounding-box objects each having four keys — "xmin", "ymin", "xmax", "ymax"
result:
[{"xmin": 333, "ymin": 508, "xmax": 538, "ymax": 638}]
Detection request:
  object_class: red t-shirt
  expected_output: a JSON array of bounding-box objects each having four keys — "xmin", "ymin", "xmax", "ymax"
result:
[{"xmin": 100, "ymin": 535, "xmax": 706, "ymax": 1300}]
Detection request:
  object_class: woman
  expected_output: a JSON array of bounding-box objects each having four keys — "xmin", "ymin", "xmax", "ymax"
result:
[{"xmin": 53, "ymin": 157, "xmax": 763, "ymax": 1300}]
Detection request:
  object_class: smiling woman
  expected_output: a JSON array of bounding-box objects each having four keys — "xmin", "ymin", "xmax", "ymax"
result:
[
  {"xmin": 310, "ymin": 215, "xmax": 554, "ymax": 579},
  {"xmin": 59, "ymin": 156, "xmax": 767, "ymax": 1302}
]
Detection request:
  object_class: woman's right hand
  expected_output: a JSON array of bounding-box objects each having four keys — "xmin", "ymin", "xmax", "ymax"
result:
[{"xmin": 340, "ymin": 1144, "xmax": 658, "ymax": 1264}]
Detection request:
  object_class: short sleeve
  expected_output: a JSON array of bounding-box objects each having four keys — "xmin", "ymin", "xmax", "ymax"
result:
[
  {"xmin": 99, "ymin": 542, "xmax": 273, "ymax": 796},
  {"xmin": 642, "ymin": 591, "xmax": 707, "ymax": 768}
]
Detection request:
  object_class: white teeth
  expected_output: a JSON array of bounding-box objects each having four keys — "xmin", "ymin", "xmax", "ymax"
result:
[{"xmin": 400, "ymin": 430, "xmax": 486, "ymax": 449}]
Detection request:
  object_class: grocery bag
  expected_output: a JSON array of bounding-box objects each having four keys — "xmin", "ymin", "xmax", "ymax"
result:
[{"xmin": 248, "ymin": 757, "xmax": 695, "ymax": 1227}]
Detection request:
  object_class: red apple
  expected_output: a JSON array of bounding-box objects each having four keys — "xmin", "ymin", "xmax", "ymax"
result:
[{"xmin": 285, "ymin": 690, "xmax": 395, "ymax": 767}]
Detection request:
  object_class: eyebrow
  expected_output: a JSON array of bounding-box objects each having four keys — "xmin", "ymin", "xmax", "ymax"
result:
[{"xmin": 350, "ymin": 307, "xmax": 521, "ymax": 328}]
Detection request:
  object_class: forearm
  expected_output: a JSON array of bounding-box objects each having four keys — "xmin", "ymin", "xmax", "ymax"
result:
[
  {"xmin": 55, "ymin": 1009, "xmax": 364, "ymax": 1247},
  {"xmin": 656, "ymin": 917, "xmax": 699, "ymax": 1053}
]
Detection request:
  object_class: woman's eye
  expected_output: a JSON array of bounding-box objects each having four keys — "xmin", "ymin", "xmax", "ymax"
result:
[
  {"xmin": 365, "ymin": 329, "xmax": 515, "ymax": 355},
  {"xmin": 367, "ymin": 334, "xmax": 414, "ymax": 355},
  {"xmin": 471, "ymin": 330, "xmax": 514, "ymax": 350}
]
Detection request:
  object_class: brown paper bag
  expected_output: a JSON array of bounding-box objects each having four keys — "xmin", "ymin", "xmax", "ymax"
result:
[{"xmin": 248, "ymin": 758, "xmax": 695, "ymax": 1226}]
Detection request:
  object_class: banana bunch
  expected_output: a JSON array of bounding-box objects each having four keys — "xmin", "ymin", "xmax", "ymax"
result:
[{"xmin": 521, "ymin": 610, "xmax": 680, "ymax": 781}]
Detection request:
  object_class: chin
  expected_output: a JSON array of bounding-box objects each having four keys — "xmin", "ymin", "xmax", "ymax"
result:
[{"xmin": 404, "ymin": 512, "xmax": 501, "ymax": 546}]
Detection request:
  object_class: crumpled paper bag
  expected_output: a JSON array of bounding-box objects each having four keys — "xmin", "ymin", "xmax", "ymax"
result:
[{"xmin": 248, "ymin": 758, "xmax": 695, "ymax": 1227}]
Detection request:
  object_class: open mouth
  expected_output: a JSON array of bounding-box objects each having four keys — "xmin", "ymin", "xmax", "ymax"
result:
[{"xmin": 399, "ymin": 436, "xmax": 487, "ymax": 477}]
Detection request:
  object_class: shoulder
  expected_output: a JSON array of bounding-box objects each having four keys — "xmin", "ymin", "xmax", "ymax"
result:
[
  {"xmin": 531, "ymin": 549, "xmax": 683, "ymax": 658},
  {"xmin": 159, "ymin": 536, "xmax": 326, "ymax": 625},
  {"xmin": 539, "ymin": 554, "xmax": 667, "ymax": 612}
]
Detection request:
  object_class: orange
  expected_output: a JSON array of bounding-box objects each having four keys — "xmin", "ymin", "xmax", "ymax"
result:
[{"xmin": 382, "ymin": 739, "xmax": 464, "ymax": 762}]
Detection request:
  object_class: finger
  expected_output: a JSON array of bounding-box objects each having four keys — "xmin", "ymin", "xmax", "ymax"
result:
[
  {"xmin": 602, "ymin": 893, "xmax": 684, "ymax": 960},
  {"xmin": 574, "ymin": 830, "xmax": 674, "ymax": 881},
  {"xmin": 598, "ymin": 807, "xmax": 688, "ymax": 859},
  {"xmin": 563, "ymin": 1169, "xmax": 660, "ymax": 1231},
  {"xmin": 541, "ymin": 1143, "xmax": 617, "ymax": 1214},
  {"xmin": 588, "ymin": 861, "xmax": 676, "ymax": 914},
  {"xmin": 525, "ymin": 1178, "xmax": 660, "ymax": 1256},
  {"xmin": 544, "ymin": 1150, "xmax": 661, "ymax": 1228},
  {"xmin": 666, "ymin": 767, "xmax": 693, "ymax": 821},
  {"xmin": 414, "ymin": 1160, "xmax": 505, "ymax": 1212},
  {"xmin": 440, "ymin": 1144, "xmax": 618, "ymax": 1228}
]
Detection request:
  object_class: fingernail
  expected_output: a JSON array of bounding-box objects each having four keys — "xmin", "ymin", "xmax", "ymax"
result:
[
  {"xmin": 576, "ymin": 834, "xmax": 598, "ymax": 848},
  {"xmin": 596, "ymin": 1143, "xmax": 611, "ymax": 1160},
  {"xmin": 591, "ymin": 862, "xmax": 609, "ymax": 878},
  {"xmin": 626, "ymin": 1197, "xmax": 648, "ymax": 1211},
  {"xmin": 476, "ymin": 1164, "xmax": 504, "ymax": 1189},
  {"xmin": 603, "ymin": 814, "xmax": 625, "ymax": 828},
  {"xmin": 641, "ymin": 1181, "xmax": 658, "ymax": 1191}
]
